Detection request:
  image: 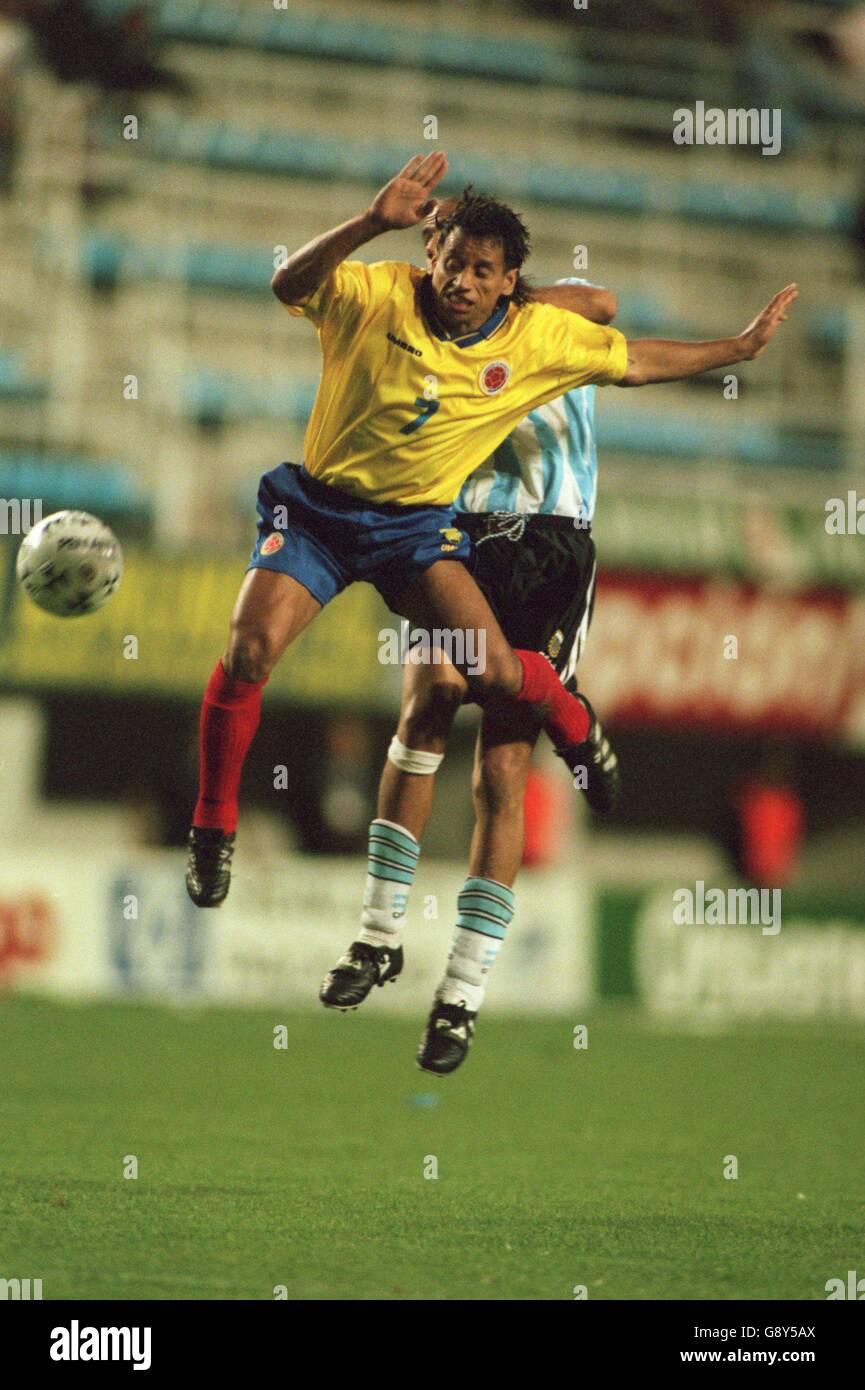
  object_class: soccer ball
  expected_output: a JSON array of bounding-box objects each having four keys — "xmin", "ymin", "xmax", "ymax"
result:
[{"xmin": 15, "ymin": 510, "xmax": 123, "ymax": 617}]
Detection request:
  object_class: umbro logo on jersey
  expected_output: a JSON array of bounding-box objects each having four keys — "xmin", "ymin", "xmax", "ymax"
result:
[
  {"xmin": 387, "ymin": 331, "xmax": 423, "ymax": 357},
  {"xmin": 478, "ymin": 360, "xmax": 511, "ymax": 395}
]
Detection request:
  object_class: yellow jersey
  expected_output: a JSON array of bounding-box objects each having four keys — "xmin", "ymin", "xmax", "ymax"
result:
[{"xmin": 283, "ymin": 260, "xmax": 627, "ymax": 507}]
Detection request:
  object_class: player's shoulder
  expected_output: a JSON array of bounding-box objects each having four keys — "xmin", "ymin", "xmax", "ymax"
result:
[
  {"xmin": 333, "ymin": 259, "xmax": 413, "ymax": 295},
  {"xmin": 512, "ymin": 298, "xmax": 572, "ymax": 332},
  {"xmin": 359, "ymin": 260, "xmax": 423, "ymax": 312},
  {"xmin": 517, "ymin": 296, "xmax": 617, "ymax": 341},
  {"xmin": 362, "ymin": 260, "xmax": 418, "ymax": 289}
]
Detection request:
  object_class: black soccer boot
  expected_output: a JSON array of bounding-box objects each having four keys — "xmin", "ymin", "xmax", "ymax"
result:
[
  {"xmin": 557, "ymin": 693, "xmax": 620, "ymax": 813},
  {"xmin": 319, "ymin": 940, "xmax": 403, "ymax": 1010},
  {"xmin": 185, "ymin": 826, "xmax": 236, "ymax": 907},
  {"xmin": 416, "ymin": 999, "xmax": 477, "ymax": 1075}
]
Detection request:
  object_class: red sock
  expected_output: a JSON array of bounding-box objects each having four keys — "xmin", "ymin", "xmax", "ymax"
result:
[
  {"xmin": 514, "ymin": 649, "xmax": 590, "ymax": 748},
  {"xmin": 193, "ymin": 661, "xmax": 267, "ymax": 833}
]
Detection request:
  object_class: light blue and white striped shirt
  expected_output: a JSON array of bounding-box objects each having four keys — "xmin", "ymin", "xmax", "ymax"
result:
[{"xmin": 457, "ymin": 279, "xmax": 599, "ymax": 522}]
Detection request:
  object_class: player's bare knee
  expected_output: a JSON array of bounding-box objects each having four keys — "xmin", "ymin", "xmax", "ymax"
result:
[
  {"xmin": 401, "ymin": 680, "xmax": 462, "ymax": 746},
  {"xmin": 466, "ymin": 649, "xmax": 520, "ymax": 703},
  {"xmin": 224, "ymin": 623, "xmax": 277, "ymax": 683}
]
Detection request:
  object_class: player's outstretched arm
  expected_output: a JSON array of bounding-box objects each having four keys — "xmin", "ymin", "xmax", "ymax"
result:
[
  {"xmin": 531, "ymin": 283, "xmax": 617, "ymax": 324},
  {"xmin": 272, "ymin": 151, "xmax": 448, "ymax": 305},
  {"xmin": 617, "ymin": 283, "xmax": 798, "ymax": 386}
]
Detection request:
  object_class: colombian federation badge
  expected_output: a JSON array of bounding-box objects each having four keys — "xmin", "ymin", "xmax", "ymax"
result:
[
  {"xmin": 261, "ymin": 533, "xmax": 285, "ymax": 556},
  {"xmin": 478, "ymin": 360, "xmax": 511, "ymax": 395}
]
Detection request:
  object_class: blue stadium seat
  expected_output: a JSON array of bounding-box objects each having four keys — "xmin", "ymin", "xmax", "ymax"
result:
[
  {"xmin": 127, "ymin": 117, "xmax": 853, "ymax": 235},
  {"xmin": 183, "ymin": 370, "xmax": 316, "ymax": 425},
  {"xmin": 99, "ymin": 0, "xmax": 865, "ymax": 130},
  {"xmin": 80, "ymin": 232, "xmax": 128, "ymax": 285},
  {"xmin": 75, "ymin": 233, "xmax": 847, "ymax": 364},
  {"xmin": 596, "ymin": 410, "xmax": 845, "ymax": 469},
  {"xmin": 179, "ymin": 362, "xmax": 844, "ymax": 470},
  {"xmin": 184, "ymin": 244, "xmax": 272, "ymax": 294},
  {"xmin": 79, "ymin": 231, "xmax": 272, "ymax": 294},
  {"xmin": 0, "ymin": 350, "xmax": 49, "ymax": 402},
  {"xmin": 809, "ymin": 307, "xmax": 847, "ymax": 354},
  {"xmin": 616, "ymin": 293, "xmax": 693, "ymax": 340},
  {"xmin": 0, "ymin": 451, "xmax": 149, "ymax": 513}
]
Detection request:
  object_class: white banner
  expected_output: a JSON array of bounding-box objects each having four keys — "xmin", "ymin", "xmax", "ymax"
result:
[{"xmin": 0, "ymin": 849, "xmax": 591, "ymax": 1014}]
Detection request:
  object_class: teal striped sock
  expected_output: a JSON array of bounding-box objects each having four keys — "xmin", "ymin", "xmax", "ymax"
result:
[
  {"xmin": 358, "ymin": 818, "xmax": 420, "ymax": 948},
  {"xmin": 438, "ymin": 876, "xmax": 516, "ymax": 1011}
]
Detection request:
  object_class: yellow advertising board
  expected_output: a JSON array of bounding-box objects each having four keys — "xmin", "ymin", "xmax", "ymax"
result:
[{"xmin": 0, "ymin": 545, "xmax": 398, "ymax": 710}]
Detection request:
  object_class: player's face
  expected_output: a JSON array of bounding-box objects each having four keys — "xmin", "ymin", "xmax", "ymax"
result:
[{"xmin": 430, "ymin": 229, "xmax": 518, "ymax": 333}]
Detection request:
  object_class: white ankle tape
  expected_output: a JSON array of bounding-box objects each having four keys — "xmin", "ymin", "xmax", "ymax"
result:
[{"xmin": 388, "ymin": 736, "xmax": 444, "ymax": 775}]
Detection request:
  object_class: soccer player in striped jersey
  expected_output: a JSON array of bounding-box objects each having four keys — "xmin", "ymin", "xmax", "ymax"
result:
[{"xmin": 321, "ymin": 202, "xmax": 619, "ymax": 1073}]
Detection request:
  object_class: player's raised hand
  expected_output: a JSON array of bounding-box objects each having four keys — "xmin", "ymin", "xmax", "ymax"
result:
[
  {"xmin": 738, "ymin": 284, "xmax": 799, "ymax": 359},
  {"xmin": 367, "ymin": 152, "xmax": 449, "ymax": 232}
]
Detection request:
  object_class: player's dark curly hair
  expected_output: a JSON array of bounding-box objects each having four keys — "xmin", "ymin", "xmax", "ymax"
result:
[{"xmin": 435, "ymin": 186, "xmax": 533, "ymax": 306}]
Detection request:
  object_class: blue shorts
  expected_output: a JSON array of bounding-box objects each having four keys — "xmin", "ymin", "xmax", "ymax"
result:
[{"xmin": 247, "ymin": 463, "xmax": 472, "ymax": 615}]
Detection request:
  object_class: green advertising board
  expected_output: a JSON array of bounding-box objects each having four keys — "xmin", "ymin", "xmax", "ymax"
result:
[{"xmin": 595, "ymin": 884, "xmax": 865, "ymax": 1021}]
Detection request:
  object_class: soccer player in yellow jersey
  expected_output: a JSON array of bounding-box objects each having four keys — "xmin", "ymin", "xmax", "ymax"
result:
[{"xmin": 186, "ymin": 151, "xmax": 798, "ymax": 961}]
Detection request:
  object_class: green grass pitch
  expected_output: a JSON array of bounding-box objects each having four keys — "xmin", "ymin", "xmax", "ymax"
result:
[{"xmin": 1, "ymin": 997, "xmax": 862, "ymax": 1300}]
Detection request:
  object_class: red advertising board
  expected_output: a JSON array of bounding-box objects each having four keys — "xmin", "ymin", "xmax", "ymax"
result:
[
  {"xmin": 0, "ymin": 894, "xmax": 54, "ymax": 982},
  {"xmin": 580, "ymin": 576, "xmax": 865, "ymax": 741}
]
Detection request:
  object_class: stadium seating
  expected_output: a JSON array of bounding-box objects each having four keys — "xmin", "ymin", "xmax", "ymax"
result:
[
  {"xmin": 92, "ymin": 0, "xmax": 865, "ymax": 130},
  {"xmin": 0, "ymin": 450, "xmax": 148, "ymax": 514},
  {"xmin": 0, "ymin": 350, "xmax": 48, "ymax": 403},
  {"xmin": 1, "ymin": 0, "xmax": 861, "ymax": 537},
  {"xmin": 92, "ymin": 112, "xmax": 853, "ymax": 236},
  {"xmin": 180, "ymin": 360, "xmax": 840, "ymax": 470},
  {"xmin": 74, "ymin": 232, "xmax": 853, "ymax": 358}
]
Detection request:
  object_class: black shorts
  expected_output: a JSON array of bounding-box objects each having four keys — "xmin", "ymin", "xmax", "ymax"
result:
[{"xmin": 461, "ymin": 512, "xmax": 597, "ymax": 694}]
